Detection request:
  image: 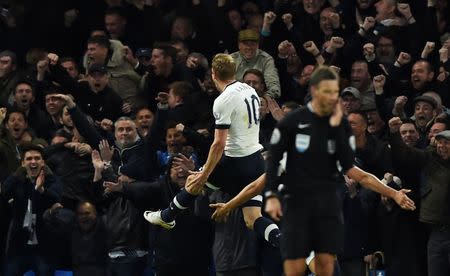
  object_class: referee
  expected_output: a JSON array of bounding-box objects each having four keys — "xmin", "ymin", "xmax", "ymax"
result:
[{"xmin": 264, "ymin": 66, "xmax": 415, "ymax": 276}]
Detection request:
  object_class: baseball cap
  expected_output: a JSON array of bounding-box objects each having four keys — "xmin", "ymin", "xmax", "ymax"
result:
[
  {"xmin": 341, "ymin": 87, "xmax": 361, "ymax": 100},
  {"xmin": 435, "ymin": 130, "xmax": 450, "ymax": 140},
  {"xmin": 413, "ymin": 95, "xmax": 437, "ymax": 109},
  {"xmin": 88, "ymin": 63, "xmax": 107, "ymax": 75},
  {"xmin": 238, "ymin": 29, "xmax": 260, "ymax": 42},
  {"xmin": 136, "ymin": 48, "xmax": 152, "ymax": 58}
]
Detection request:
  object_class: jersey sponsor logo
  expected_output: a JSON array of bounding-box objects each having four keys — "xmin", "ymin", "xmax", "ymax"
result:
[
  {"xmin": 327, "ymin": 139, "xmax": 336, "ymax": 154},
  {"xmin": 295, "ymin": 134, "xmax": 310, "ymax": 152},
  {"xmin": 270, "ymin": 128, "xmax": 281, "ymax": 144},
  {"xmin": 349, "ymin": 135, "xmax": 356, "ymax": 151},
  {"xmin": 298, "ymin": 123, "xmax": 311, "ymax": 129}
]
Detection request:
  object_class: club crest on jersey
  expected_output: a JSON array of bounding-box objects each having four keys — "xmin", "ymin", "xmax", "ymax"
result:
[
  {"xmin": 270, "ymin": 128, "xmax": 281, "ymax": 144},
  {"xmin": 327, "ymin": 139, "xmax": 336, "ymax": 154},
  {"xmin": 295, "ymin": 134, "xmax": 310, "ymax": 152}
]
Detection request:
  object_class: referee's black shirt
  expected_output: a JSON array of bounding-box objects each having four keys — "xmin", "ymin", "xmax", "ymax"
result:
[{"xmin": 266, "ymin": 103, "xmax": 355, "ymax": 195}]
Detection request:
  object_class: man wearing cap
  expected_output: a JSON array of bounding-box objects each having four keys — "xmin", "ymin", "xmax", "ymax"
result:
[
  {"xmin": 341, "ymin": 87, "xmax": 362, "ymax": 115},
  {"xmin": 388, "ymin": 117, "xmax": 450, "ymax": 276},
  {"xmin": 231, "ymin": 29, "xmax": 281, "ymax": 98},
  {"xmin": 47, "ymin": 53, "xmax": 124, "ymax": 122},
  {"xmin": 0, "ymin": 50, "xmax": 19, "ymax": 107},
  {"xmin": 84, "ymin": 35, "xmax": 141, "ymax": 111}
]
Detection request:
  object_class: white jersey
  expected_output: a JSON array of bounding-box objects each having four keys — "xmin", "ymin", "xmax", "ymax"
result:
[{"xmin": 213, "ymin": 81, "xmax": 263, "ymax": 157}]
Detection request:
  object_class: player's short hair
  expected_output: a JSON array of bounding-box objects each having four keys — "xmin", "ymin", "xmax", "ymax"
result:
[
  {"xmin": 309, "ymin": 66, "xmax": 339, "ymax": 88},
  {"xmin": 212, "ymin": 53, "xmax": 236, "ymax": 81}
]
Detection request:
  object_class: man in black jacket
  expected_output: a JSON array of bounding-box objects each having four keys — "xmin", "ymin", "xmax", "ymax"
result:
[
  {"xmin": 44, "ymin": 130, "xmax": 95, "ymax": 210},
  {"xmin": 47, "ymin": 53, "xmax": 124, "ymax": 122},
  {"xmin": 54, "ymin": 93, "xmax": 164, "ymax": 182},
  {"xmin": 43, "ymin": 201, "xmax": 107, "ymax": 276},
  {"xmin": 1, "ymin": 144, "xmax": 61, "ymax": 276},
  {"xmin": 48, "ymin": 54, "xmax": 123, "ymax": 121},
  {"xmin": 137, "ymin": 42, "xmax": 198, "ymax": 111}
]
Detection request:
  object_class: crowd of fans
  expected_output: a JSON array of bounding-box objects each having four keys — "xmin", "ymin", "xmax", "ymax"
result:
[{"xmin": 0, "ymin": 0, "xmax": 449, "ymax": 275}]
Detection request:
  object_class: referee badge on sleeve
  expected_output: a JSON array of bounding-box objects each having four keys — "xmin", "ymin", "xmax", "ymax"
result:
[{"xmin": 295, "ymin": 134, "xmax": 310, "ymax": 152}]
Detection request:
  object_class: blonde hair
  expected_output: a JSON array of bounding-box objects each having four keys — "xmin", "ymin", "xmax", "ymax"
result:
[{"xmin": 212, "ymin": 54, "xmax": 236, "ymax": 81}]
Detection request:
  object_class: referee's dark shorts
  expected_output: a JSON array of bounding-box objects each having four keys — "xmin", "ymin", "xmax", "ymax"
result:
[
  {"xmin": 205, "ymin": 150, "xmax": 265, "ymax": 207},
  {"xmin": 280, "ymin": 185, "xmax": 344, "ymax": 260}
]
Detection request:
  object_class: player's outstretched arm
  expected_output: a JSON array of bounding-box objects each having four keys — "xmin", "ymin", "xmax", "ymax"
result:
[
  {"xmin": 346, "ymin": 166, "xmax": 416, "ymax": 211},
  {"xmin": 210, "ymin": 173, "xmax": 266, "ymax": 221}
]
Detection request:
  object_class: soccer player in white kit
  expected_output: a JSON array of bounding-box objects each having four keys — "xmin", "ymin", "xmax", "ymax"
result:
[{"xmin": 144, "ymin": 53, "xmax": 281, "ymax": 247}]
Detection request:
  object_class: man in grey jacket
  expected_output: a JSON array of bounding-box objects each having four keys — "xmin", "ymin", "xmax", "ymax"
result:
[{"xmin": 230, "ymin": 29, "xmax": 280, "ymax": 98}]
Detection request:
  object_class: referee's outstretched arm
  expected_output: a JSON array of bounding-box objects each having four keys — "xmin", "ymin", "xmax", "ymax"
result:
[{"xmin": 346, "ymin": 166, "xmax": 416, "ymax": 211}]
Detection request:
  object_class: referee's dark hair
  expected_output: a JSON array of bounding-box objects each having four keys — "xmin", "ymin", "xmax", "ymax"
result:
[{"xmin": 309, "ymin": 66, "xmax": 339, "ymax": 88}]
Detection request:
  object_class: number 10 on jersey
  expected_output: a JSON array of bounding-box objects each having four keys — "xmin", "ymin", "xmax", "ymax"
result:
[{"xmin": 244, "ymin": 95, "xmax": 260, "ymax": 128}]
